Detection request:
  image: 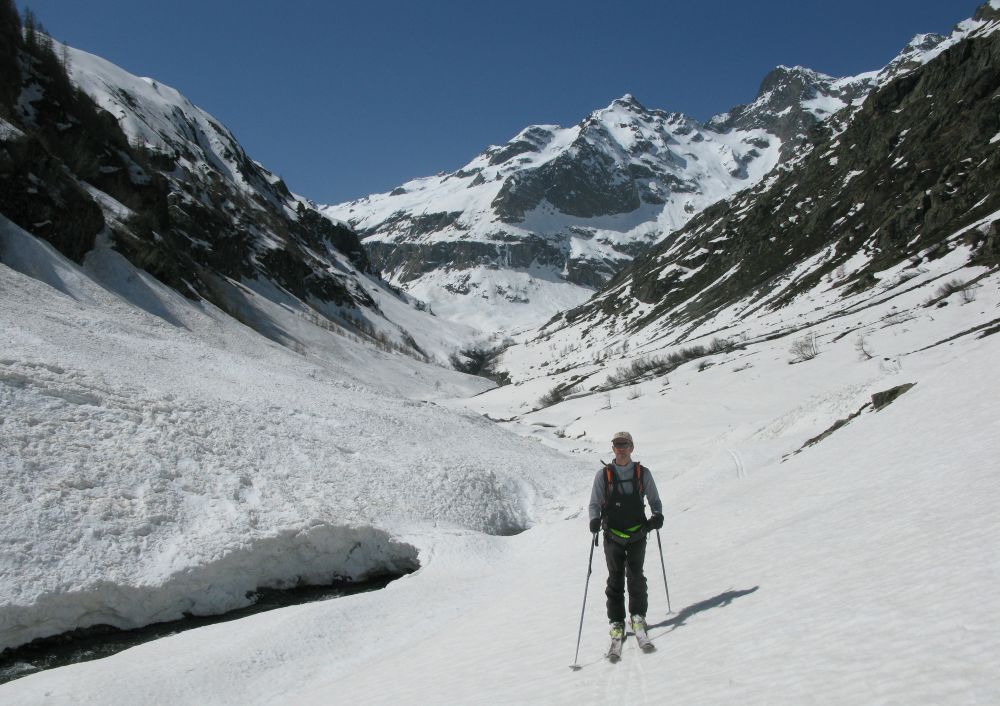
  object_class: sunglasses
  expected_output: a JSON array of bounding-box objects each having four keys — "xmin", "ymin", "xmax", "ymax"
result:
[{"xmin": 612, "ymin": 441, "xmax": 632, "ymax": 448}]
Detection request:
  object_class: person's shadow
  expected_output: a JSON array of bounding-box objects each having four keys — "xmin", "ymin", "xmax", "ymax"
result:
[{"xmin": 645, "ymin": 586, "xmax": 759, "ymax": 634}]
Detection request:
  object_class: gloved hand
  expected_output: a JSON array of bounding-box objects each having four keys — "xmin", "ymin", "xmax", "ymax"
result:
[
  {"xmin": 589, "ymin": 517, "xmax": 601, "ymax": 533},
  {"xmin": 647, "ymin": 513, "xmax": 664, "ymax": 530}
]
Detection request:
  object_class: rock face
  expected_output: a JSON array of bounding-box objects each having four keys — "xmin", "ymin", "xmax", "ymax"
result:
[
  {"xmin": 0, "ymin": 13, "xmax": 438, "ymax": 356},
  {"xmin": 323, "ymin": 49, "xmax": 928, "ymax": 331},
  {"xmin": 712, "ymin": 66, "xmax": 875, "ymax": 159},
  {"xmin": 546, "ymin": 9, "xmax": 1000, "ymax": 340}
]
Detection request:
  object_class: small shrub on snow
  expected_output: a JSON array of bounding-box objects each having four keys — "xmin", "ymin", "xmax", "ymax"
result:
[
  {"xmin": 707, "ymin": 337, "xmax": 734, "ymax": 354},
  {"xmin": 537, "ymin": 383, "xmax": 581, "ymax": 409},
  {"xmin": 935, "ymin": 278, "xmax": 967, "ymax": 299},
  {"xmin": 602, "ymin": 339, "xmax": 735, "ymax": 390},
  {"xmin": 789, "ymin": 333, "xmax": 820, "ymax": 363},
  {"xmin": 854, "ymin": 333, "xmax": 875, "ymax": 361},
  {"xmin": 606, "ymin": 356, "xmax": 671, "ymax": 387},
  {"xmin": 882, "ymin": 310, "xmax": 915, "ymax": 327}
]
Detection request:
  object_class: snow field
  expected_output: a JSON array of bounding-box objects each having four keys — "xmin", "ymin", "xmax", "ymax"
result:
[
  {"xmin": 399, "ymin": 265, "xmax": 594, "ymax": 334},
  {"xmin": 3, "ymin": 228, "xmax": 997, "ymax": 702},
  {"xmin": 7, "ymin": 322, "xmax": 997, "ymax": 704},
  {"xmin": 449, "ymin": 261, "xmax": 1000, "ymax": 703}
]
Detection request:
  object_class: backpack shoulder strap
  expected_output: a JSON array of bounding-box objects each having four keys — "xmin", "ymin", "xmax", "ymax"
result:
[{"xmin": 634, "ymin": 462, "xmax": 645, "ymax": 494}]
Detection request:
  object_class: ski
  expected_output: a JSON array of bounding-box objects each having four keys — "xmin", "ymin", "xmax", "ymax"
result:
[
  {"xmin": 634, "ymin": 629, "xmax": 655, "ymax": 652},
  {"xmin": 631, "ymin": 617, "xmax": 656, "ymax": 652},
  {"xmin": 606, "ymin": 621, "xmax": 625, "ymax": 661},
  {"xmin": 605, "ymin": 636, "xmax": 623, "ymax": 662}
]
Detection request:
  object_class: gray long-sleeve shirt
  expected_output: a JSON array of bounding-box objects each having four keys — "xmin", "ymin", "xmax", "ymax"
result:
[{"xmin": 588, "ymin": 461, "xmax": 663, "ymax": 521}]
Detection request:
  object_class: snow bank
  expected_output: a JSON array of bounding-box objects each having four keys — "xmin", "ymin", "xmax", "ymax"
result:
[
  {"xmin": 2, "ymin": 524, "xmax": 418, "ymax": 649},
  {"xmin": 0, "ymin": 219, "xmax": 581, "ymax": 652}
]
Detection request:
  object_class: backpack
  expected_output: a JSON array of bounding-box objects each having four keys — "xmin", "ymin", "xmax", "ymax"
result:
[
  {"xmin": 602, "ymin": 462, "xmax": 647, "ymax": 542},
  {"xmin": 604, "ymin": 461, "xmax": 645, "ymax": 498}
]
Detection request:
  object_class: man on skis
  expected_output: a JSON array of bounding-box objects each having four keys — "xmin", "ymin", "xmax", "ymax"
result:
[{"xmin": 588, "ymin": 431, "xmax": 663, "ymax": 657}]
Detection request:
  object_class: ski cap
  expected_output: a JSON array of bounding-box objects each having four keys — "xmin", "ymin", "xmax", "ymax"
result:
[{"xmin": 611, "ymin": 431, "xmax": 633, "ymax": 444}]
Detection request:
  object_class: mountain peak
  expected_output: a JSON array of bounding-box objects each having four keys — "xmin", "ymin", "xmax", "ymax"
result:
[
  {"xmin": 905, "ymin": 32, "xmax": 946, "ymax": 50},
  {"xmin": 609, "ymin": 93, "xmax": 647, "ymax": 111},
  {"xmin": 758, "ymin": 65, "xmax": 833, "ymax": 96},
  {"xmin": 706, "ymin": 63, "xmax": 846, "ymax": 148}
]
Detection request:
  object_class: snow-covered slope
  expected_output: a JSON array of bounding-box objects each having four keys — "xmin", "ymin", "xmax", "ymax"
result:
[
  {"xmin": 65, "ymin": 46, "xmax": 292, "ymax": 210},
  {"xmin": 66, "ymin": 41, "xmax": 486, "ymax": 360},
  {"xmin": 0, "ymin": 216, "xmax": 579, "ymax": 655},
  {"xmin": 3, "ymin": 177, "xmax": 998, "ymax": 706}
]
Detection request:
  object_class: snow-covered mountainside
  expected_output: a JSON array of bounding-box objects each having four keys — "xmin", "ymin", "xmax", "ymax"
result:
[
  {"xmin": 0, "ymin": 15, "xmax": 475, "ymax": 363},
  {"xmin": 321, "ymin": 35, "xmax": 946, "ymax": 333},
  {"xmin": 491, "ymin": 6, "xmax": 1000, "ymax": 386}
]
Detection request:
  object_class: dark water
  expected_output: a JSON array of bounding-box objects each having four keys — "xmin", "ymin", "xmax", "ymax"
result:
[{"xmin": 0, "ymin": 573, "xmax": 408, "ymax": 685}]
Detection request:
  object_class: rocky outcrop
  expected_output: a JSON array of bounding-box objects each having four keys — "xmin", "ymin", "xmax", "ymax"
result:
[
  {"xmin": 492, "ymin": 131, "xmax": 642, "ymax": 222},
  {"xmin": 713, "ymin": 66, "xmax": 873, "ymax": 159},
  {"xmin": 1, "ymin": 12, "xmax": 383, "ymax": 338},
  {"xmin": 366, "ymin": 236, "xmax": 567, "ymax": 283}
]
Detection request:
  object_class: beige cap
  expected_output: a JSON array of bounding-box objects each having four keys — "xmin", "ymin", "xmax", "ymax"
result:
[{"xmin": 611, "ymin": 431, "xmax": 633, "ymax": 444}]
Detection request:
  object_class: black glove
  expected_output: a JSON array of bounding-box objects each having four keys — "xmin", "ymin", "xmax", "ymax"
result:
[
  {"xmin": 589, "ymin": 517, "xmax": 601, "ymax": 533},
  {"xmin": 647, "ymin": 513, "xmax": 664, "ymax": 530}
]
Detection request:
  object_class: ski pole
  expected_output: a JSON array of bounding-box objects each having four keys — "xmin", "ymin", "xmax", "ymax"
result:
[
  {"xmin": 570, "ymin": 532, "xmax": 599, "ymax": 670},
  {"xmin": 655, "ymin": 528, "xmax": 673, "ymax": 614}
]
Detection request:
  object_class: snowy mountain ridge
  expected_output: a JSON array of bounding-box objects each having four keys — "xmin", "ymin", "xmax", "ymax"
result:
[
  {"xmin": 320, "ymin": 26, "xmax": 961, "ymax": 335},
  {"xmin": 66, "ymin": 47, "xmax": 292, "ymax": 210},
  {"xmin": 485, "ymin": 10, "xmax": 1000, "ymax": 395},
  {"xmin": 321, "ymin": 90, "xmax": 793, "ymax": 332}
]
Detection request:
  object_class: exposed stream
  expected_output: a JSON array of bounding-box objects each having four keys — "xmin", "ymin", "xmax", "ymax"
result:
[{"xmin": 0, "ymin": 571, "xmax": 411, "ymax": 685}]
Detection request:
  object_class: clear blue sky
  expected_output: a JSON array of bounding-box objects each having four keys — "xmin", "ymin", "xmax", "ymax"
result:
[{"xmin": 22, "ymin": 1, "xmax": 981, "ymax": 205}]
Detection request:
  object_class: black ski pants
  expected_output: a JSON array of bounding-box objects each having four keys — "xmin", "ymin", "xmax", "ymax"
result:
[{"xmin": 604, "ymin": 535, "xmax": 647, "ymax": 622}]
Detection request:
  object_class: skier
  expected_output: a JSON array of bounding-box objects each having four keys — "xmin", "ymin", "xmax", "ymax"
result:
[{"xmin": 588, "ymin": 431, "xmax": 663, "ymax": 658}]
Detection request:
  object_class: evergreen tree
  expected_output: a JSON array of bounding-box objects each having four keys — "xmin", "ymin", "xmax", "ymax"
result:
[
  {"xmin": 21, "ymin": 6, "xmax": 35, "ymax": 47},
  {"xmin": 0, "ymin": 0, "xmax": 20, "ymax": 35},
  {"xmin": 0, "ymin": 0, "xmax": 21, "ymax": 116}
]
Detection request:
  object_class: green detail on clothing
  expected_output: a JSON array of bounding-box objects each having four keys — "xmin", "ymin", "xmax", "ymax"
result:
[{"xmin": 609, "ymin": 523, "xmax": 644, "ymax": 539}]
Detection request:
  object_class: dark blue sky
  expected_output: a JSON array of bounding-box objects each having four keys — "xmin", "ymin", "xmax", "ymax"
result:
[{"xmin": 22, "ymin": 1, "xmax": 980, "ymax": 204}]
